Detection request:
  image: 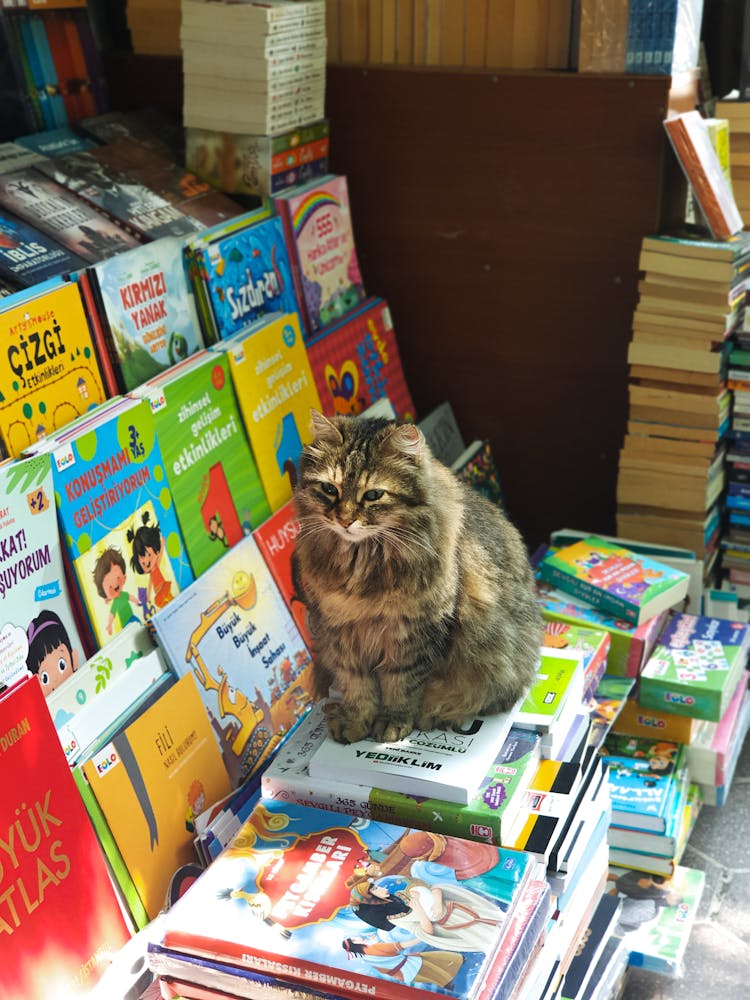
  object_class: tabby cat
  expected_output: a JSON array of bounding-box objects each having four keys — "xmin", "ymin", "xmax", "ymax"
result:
[{"xmin": 291, "ymin": 410, "xmax": 542, "ymax": 744}]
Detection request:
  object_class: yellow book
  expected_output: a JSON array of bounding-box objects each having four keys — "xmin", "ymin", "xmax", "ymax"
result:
[
  {"xmin": 0, "ymin": 279, "xmax": 107, "ymax": 458},
  {"xmin": 217, "ymin": 311, "xmax": 322, "ymax": 511}
]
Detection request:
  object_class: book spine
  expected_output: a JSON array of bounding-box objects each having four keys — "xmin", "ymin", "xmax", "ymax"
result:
[{"xmin": 77, "ymin": 268, "xmax": 124, "ymax": 396}]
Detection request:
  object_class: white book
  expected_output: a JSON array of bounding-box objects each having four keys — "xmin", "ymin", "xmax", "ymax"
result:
[{"xmin": 306, "ymin": 696, "xmax": 522, "ymax": 805}]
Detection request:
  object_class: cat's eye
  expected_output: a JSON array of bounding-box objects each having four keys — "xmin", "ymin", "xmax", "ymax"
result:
[
  {"xmin": 320, "ymin": 482, "xmax": 338, "ymax": 497},
  {"xmin": 363, "ymin": 489, "xmax": 384, "ymax": 502}
]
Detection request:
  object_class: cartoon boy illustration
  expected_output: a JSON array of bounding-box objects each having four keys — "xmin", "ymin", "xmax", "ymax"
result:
[
  {"xmin": 93, "ymin": 546, "xmax": 140, "ymax": 636},
  {"xmin": 128, "ymin": 511, "xmax": 173, "ymax": 610},
  {"xmin": 26, "ymin": 610, "xmax": 80, "ymax": 697}
]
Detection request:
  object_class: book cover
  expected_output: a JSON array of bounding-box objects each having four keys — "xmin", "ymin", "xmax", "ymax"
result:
[
  {"xmin": 638, "ymin": 612, "xmax": 750, "ymax": 722},
  {"xmin": 307, "ymin": 697, "xmax": 524, "ymax": 806},
  {"xmin": 418, "ymin": 400, "xmax": 466, "ymax": 467},
  {"xmin": 611, "ymin": 694, "xmax": 700, "ymax": 745},
  {"xmin": 150, "ymin": 532, "xmax": 314, "ymax": 786},
  {"xmin": 0, "ymin": 674, "xmax": 132, "ymax": 998},
  {"xmin": 0, "ymin": 278, "xmax": 107, "ymax": 459},
  {"xmin": 0, "ymin": 201, "xmax": 85, "ymax": 288},
  {"xmin": 91, "ymin": 234, "xmax": 206, "ymax": 392},
  {"xmin": 515, "ymin": 647, "xmax": 585, "ymax": 733},
  {"xmin": 541, "ymin": 619, "xmax": 611, "ymax": 701},
  {"xmin": 607, "ymin": 775, "xmax": 698, "ymax": 865},
  {"xmin": 305, "ymin": 297, "xmax": 416, "ymax": 422},
  {"xmin": 49, "ymin": 395, "xmax": 195, "ymax": 647},
  {"xmin": 217, "ymin": 310, "xmax": 323, "ymax": 511},
  {"xmin": 153, "ymin": 795, "xmax": 540, "ymax": 1000},
  {"xmin": 537, "ymin": 536, "xmax": 690, "ymax": 626},
  {"xmin": 135, "ymin": 351, "xmax": 271, "ymax": 577},
  {"xmin": 601, "ymin": 733, "xmax": 688, "ymax": 834},
  {"xmin": 451, "ymin": 439, "xmax": 506, "ymax": 510},
  {"xmin": 252, "ymin": 497, "xmax": 312, "ymax": 650},
  {"xmin": 0, "ymin": 450, "xmax": 86, "ymax": 695},
  {"xmin": 81, "ymin": 672, "xmax": 233, "ymax": 922},
  {"xmin": 274, "ymin": 172, "xmax": 366, "ymax": 337}
]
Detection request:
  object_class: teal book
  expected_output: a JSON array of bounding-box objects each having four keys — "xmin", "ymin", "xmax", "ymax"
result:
[
  {"xmin": 134, "ymin": 350, "xmax": 271, "ymax": 577},
  {"xmin": 49, "ymin": 395, "xmax": 195, "ymax": 648},
  {"xmin": 601, "ymin": 733, "xmax": 688, "ymax": 834}
]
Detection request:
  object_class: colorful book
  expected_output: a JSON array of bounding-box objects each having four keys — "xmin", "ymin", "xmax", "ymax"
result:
[
  {"xmin": 0, "ymin": 674, "xmax": 132, "ymax": 997},
  {"xmin": 80, "ymin": 672, "xmax": 233, "ymax": 922},
  {"xmin": 89, "ymin": 235, "xmax": 206, "ymax": 392},
  {"xmin": 152, "ymin": 795, "xmax": 541, "ymax": 1000},
  {"xmin": 541, "ymin": 619, "xmax": 611, "ymax": 701},
  {"xmin": 452, "ymin": 439, "xmax": 505, "ymax": 509},
  {"xmin": 262, "ymin": 701, "xmax": 542, "ymax": 847},
  {"xmin": 216, "ymin": 310, "xmax": 323, "ymax": 511},
  {"xmin": 273, "ymin": 172, "xmax": 366, "ymax": 337},
  {"xmin": 308, "ymin": 696, "xmax": 524, "ymax": 806},
  {"xmin": 607, "ymin": 780, "xmax": 700, "ymax": 873},
  {"xmin": 601, "ymin": 733, "xmax": 688, "ymax": 834},
  {"xmin": 0, "ymin": 201, "xmax": 85, "ymax": 288},
  {"xmin": 305, "ymin": 296, "xmax": 416, "ymax": 422},
  {"xmin": 638, "ymin": 611, "xmax": 750, "ymax": 722},
  {"xmin": 150, "ymin": 532, "xmax": 313, "ymax": 786},
  {"xmin": 134, "ymin": 351, "xmax": 271, "ymax": 577},
  {"xmin": 611, "ymin": 695, "xmax": 701, "ymax": 745},
  {"xmin": 536, "ymin": 535, "xmax": 690, "ymax": 626},
  {"xmin": 686, "ymin": 670, "xmax": 750, "ymax": 786},
  {"xmin": 48, "ymin": 395, "xmax": 195, "ymax": 647},
  {"xmin": 0, "ymin": 278, "xmax": 107, "ymax": 459},
  {"xmin": 515, "ymin": 646, "xmax": 586, "ymax": 735}
]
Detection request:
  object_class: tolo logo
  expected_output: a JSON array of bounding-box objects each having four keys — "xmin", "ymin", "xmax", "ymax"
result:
[
  {"xmin": 92, "ymin": 744, "xmax": 120, "ymax": 775},
  {"xmin": 54, "ymin": 446, "xmax": 75, "ymax": 471},
  {"xmin": 664, "ymin": 692, "xmax": 695, "ymax": 706},
  {"xmin": 637, "ymin": 715, "xmax": 665, "ymax": 728},
  {"xmin": 232, "ymin": 347, "xmax": 246, "ymax": 364},
  {"xmin": 148, "ymin": 390, "xmax": 167, "ymax": 413}
]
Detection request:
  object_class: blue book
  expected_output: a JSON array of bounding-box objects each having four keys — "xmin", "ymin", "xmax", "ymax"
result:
[
  {"xmin": 0, "ymin": 203, "xmax": 85, "ymax": 287},
  {"xmin": 601, "ymin": 734, "xmax": 688, "ymax": 833}
]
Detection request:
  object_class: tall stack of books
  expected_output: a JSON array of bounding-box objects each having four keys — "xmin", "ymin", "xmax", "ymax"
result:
[
  {"xmin": 617, "ymin": 231, "xmax": 750, "ymax": 567},
  {"xmin": 716, "ymin": 99, "xmax": 750, "ymax": 224}
]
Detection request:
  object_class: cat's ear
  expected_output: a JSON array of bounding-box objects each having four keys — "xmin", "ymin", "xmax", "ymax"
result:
[
  {"xmin": 385, "ymin": 422, "xmax": 424, "ymax": 462},
  {"xmin": 309, "ymin": 408, "xmax": 343, "ymax": 444}
]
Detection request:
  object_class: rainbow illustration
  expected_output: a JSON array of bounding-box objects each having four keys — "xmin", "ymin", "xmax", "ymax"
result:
[{"xmin": 292, "ymin": 190, "xmax": 342, "ymax": 235}]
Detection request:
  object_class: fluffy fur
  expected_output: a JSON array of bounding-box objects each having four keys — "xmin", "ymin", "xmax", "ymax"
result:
[{"xmin": 291, "ymin": 411, "xmax": 542, "ymax": 743}]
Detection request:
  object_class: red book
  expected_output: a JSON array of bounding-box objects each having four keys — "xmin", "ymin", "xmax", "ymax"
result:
[
  {"xmin": 253, "ymin": 498, "xmax": 312, "ymax": 652},
  {"xmin": 0, "ymin": 675, "xmax": 131, "ymax": 997}
]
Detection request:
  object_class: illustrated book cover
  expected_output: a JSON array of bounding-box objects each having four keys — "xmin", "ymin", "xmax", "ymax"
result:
[
  {"xmin": 135, "ymin": 351, "xmax": 271, "ymax": 577},
  {"xmin": 305, "ymin": 296, "xmax": 416, "ymax": 422},
  {"xmin": 638, "ymin": 611, "xmax": 750, "ymax": 722},
  {"xmin": 252, "ymin": 497, "xmax": 312, "ymax": 650},
  {"xmin": 151, "ymin": 795, "xmax": 541, "ymax": 1000},
  {"xmin": 600, "ymin": 733, "xmax": 689, "ymax": 834},
  {"xmin": 0, "ymin": 277, "xmax": 107, "ymax": 459},
  {"xmin": 150, "ymin": 531, "xmax": 314, "ymax": 786},
  {"xmin": 262, "ymin": 701, "xmax": 542, "ymax": 847},
  {"xmin": 536, "ymin": 536, "xmax": 690, "ymax": 626},
  {"xmin": 48, "ymin": 394, "xmax": 195, "ymax": 647},
  {"xmin": 0, "ymin": 201, "xmax": 85, "ymax": 288},
  {"xmin": 217, "ymin": 310, "xmax": 323, "ymax": 511},
  {"xmin": 0, "ymin": 674, "xmax": 132, "ymax": 998},
  {"xmin": 80, "ymin": 672, "xmax": 233, "ymax": 922},
  {"xmin": 452, "ymin": 439, "xmax": 506, "ymax": 510},
  {"xmin": 89, "ymin": 234, "xmax": 206, "ymax": 392},
  {"xmin": 307, "ymin": 697, "xmax": 524, "ymax": 806},
  {"xmin": 0, "ymin": 450, "xmax": 86, "ymax": 694},
  {"xmin": 541, "ymin": 619, "xmax": 611, "ymax": 701},
  {"xmin": 273, "ymin": 172, "xmax": 366, "ymax": 337}
]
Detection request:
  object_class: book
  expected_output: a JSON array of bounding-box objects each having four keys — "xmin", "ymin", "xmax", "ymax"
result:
[
  {"xmin": 48, "ymin": 395, "xmax": 195, "ymax": 647},
  {"xmin": 685, "ymin": 669, "xmax": 750, "ymax": 786},
  {"xmin": 559, "ymin": 892, "xmax": 622, "ymax": 1000},
  {"xmin": 0, "ymin": 674, "xmax": 132, "ymax": 998},
  {"xmin": 307, "ymin": 696, "xmax": 524, "ymax": 806},
  {"xmin": 305, "ymin": 296, "xmax": 416, "ymax": 421},
  {"xmin": 541, "ymin": 619, "xmax": 611, "ymax": 701},
  {"xmin": 0, "ymin": 277, "xmax": 108, "ymax": 459},
  {"xmin": 536, "ymin": 535, "xmax": 690, "ymax": 626},
  {"xmin": 151, "ymin": 794, "xmax": 541, "ymax": 1000},
  {"xmin": 601, "ymin": 733, "xmax": 688, "ymax": 834},
  {"xmin": 150, "ymin": 532, "xmax": 313, "ymax": 786},
  {"xmin": 638, "ymin": 611, "xmax": 750, "ymax": 722},
  {"xmin": 273, "ymin": 172, "xmax": 366, "ymax": 337},
  {"xmin": 452, "ymin": 439, "xmax": 506, "ymax": 509},
  {"xmin": 611, "ymin": 695, "xmax": 700, "ymax": 745},
  {"xmin": 697, "ymin": 688, "xmax": 750, "ymax": 805},
  {"xmin": 607, "ymin": 780, "xmax": 700, "ymax": 872},
  {"xmin": 262, "ymin": 701, "xmax": 541, "ymax": 846},
  {"xmin": 88, "ymin": 235, "xmax": 206, "ymax": 392},
  {"xmin": 80, "ymin": 672, "xmax": 233, "ymax": 922},
  {"xmin": 515, "ymin": 646, "xmax": 585, "ymax": 735},
  {"xmin": 418, "ymin": 400, "xmax": 466, "ymax": 467},
  {"xmin": 134, "ymin": 351, "xmax": 271, "ymax": 577},
  {"xmin": 216, "ymin": 310, "xmax": 323, "ymax": 511},
  {"xmin": 0, "ymin": 201, "xmax": 86, "ymax": 288}
]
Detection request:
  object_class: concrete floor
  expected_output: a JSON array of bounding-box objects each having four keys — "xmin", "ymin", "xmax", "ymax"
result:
[{"xmin": 621, "ymin": 734, "xmax": 750, "ymax": 998}]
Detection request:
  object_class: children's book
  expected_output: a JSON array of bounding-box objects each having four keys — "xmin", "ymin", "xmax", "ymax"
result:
[
  {"xmin": 0, "ymin": 278, "xmax": 107, "ymax": 459},
  {"xmin": 611, "ymin": 695, "xmax": 700, "ymax": 745},
  {"xmin": 49, "ymin": 395, "xmax": 195, "ymax": 647},
  {"xmin": 452, "ymin": 439, "xmax": 506, "ymax": 509},
  {"xmin": 0, "ymin": 201, "xmax": 86, "ymax": 288},
  {"xmin": 0, "ymin": 674, "xmax": 132, "ymax": 998},
  {"xmin": 216, "ymin": 310, "xmax": 323, "ymax": 511},
  {"xmin": 89, "ymin": 235, "xmax": 206, "ymax": 392},
  {"xmin": 150, "ymin": 532, "xmax": 314, "ymax": 786},
  {"xmin": 252, "ymin": 497, "xmax": 312, "ymax": 650},
  {"xmin": 607, "ymin": 781, "xmax": 700, "ymax": 876},
  {"xmin": 542, "ymin": 620, "xmax": 611, "ymax": 703},
  {"xmin": 80, "ymin": 672, "xmax": 233, "ymax": 922},
  {"xmin": 134, "ymin": 351, "xmax": 271, "ymax": 577},
  {"xmin": 418, "ymin": 400, "xmax": 466, "ymax": 467},
  {"xmin": 638, "ymin": 611, "xmax": 750, "ymax": 722},
  {"xmin": 308, "ymin": 696, "xmax": 524, "ymax": 806},
  {"xmin": 263, "ymin": 701, "xmax": 542, "ymax": 847},
  {"xmin": 305, "ymin": 296, "xmax": 416, "ymax": 422},
  {"xmin": 151, "ymin": 795, "xmax": 541, "ymax": 1000},
  {"xmin": 601, "ymin": 733, "xmax": 689, "ymax": 834},
  {"xmin": 536, "ymin": 536, "xmax": 690, "ymax": 626},
  {"xmin": 273, "ymin": 172, "xmax": 366, "ymax": 337},
  {"xmin": 514, "ymin": 647, "xmax": 586, "ymax": 736},
  {"xmin": 0, "ymin": 451, "xmax": 86, "ymax": 694},
  {"xmin": 686, "ymin": 669, "xmax": 750, "ymax": 786}
]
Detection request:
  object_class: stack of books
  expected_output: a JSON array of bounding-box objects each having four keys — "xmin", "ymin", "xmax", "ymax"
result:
[
  {"xmin": 716, "ymin": 98, "xmax": 750, "ymax": 223},
  {"xmin": 180, "ymin": 0, "xmax": 327, "ymax": 136}
]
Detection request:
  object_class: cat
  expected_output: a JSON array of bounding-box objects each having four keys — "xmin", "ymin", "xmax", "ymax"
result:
[{"xmin": 291, "ymin": 410, "xmax": 543, "ymax": 745}]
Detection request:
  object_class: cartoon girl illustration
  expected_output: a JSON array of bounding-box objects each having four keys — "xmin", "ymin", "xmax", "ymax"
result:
[
  {"xmin": 93, "ymin": 547, "xmax": 140, "ymax": 636},
  {"xmin": 185, "ymin": 779, "xmax": 206, "ymax": 833},
  {"xmin": 25, "ymin": 610, "xmax": 80, "ymax": 696},
  {"xmin": 128, "ymin": 511, "xmax": 173, "ymax": 610}
]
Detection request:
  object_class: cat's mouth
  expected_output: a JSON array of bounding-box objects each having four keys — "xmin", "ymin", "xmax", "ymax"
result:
[{"xmin": 331, "ymin": 519, "xmax": 367, "ymax": 541}]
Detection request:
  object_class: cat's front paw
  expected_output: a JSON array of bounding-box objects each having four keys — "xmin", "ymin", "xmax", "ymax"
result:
[
  {"xmin": 371, "ymin": 715, "xmax": 415, "ymax": 742},
  {"xmin": 323, "ymin": 700, "xmax": 372, "ymax": 744}
]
